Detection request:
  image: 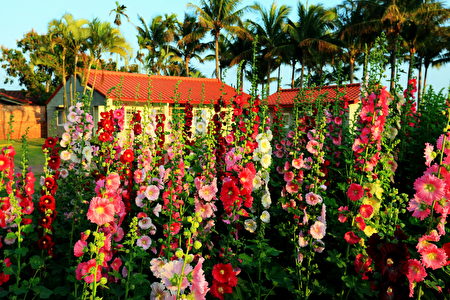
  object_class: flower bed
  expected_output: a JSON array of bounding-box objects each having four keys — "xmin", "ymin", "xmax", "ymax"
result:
[{"xmin": 0, "ymin": 79, "xmax": 449, "ymax": 299}]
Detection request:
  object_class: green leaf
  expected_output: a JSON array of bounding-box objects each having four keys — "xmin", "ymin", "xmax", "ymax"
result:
[
  {"xmin": 10, "ymin": 284, "xmax": 27, "ymax": 295},
  {"xmin": 15, "ymin": 247, "xmax": 28, "ymax": 256},
  {"xmin": 0, "ymin": 290, "xmax": 8, "ymax": 298},
  {"xmin": 53, "ymin": 286, "xmax": 70, "ymax": 296},
  {"xmin": 22, "ymin": 224, "xmax": 34, "ymax": 233},
  {"xmin": 5, "ymin": 232, "xmax": 16, "ymax": 240},
  {"xmin": 29, "ymin": 255, "xmax": 44, "ymax": 270},
  {"xmin": 37, "ymin": 286, "xmax": 53, "ymax": 299}
]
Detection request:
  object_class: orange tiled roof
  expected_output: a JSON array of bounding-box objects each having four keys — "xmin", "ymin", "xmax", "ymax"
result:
[
  {"xmin": 266, "ymin": 83, "xmax": 361, "ymax": 106},
  {"xmin": 82, "ymin": 69, "xmax": 243, "ymax": 105},
  {"xmin": 0, "ymin": 90, "xmax": 34, "ymax": 104}
]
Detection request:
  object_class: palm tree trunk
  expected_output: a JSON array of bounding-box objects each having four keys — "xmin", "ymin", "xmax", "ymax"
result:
[
  {"xmin": 267, "ymin": 59, "xmax": 272, "ymax": 94},
  {"xmin": 421, "ymin": 62, "xmax": 430, "ymax": 106},
  {"xmin": 185, "ymin": 56, "xmax": 190, "ymax": 76},
  {"xmin": 62, "ymin": 51, "xmax": 68, "ymax": 123},
  {"xmin": 349, "ymin": 56, "xmax": 355, "ymax": 84},
  {"xmin": 362, "ymin": 44, "xmax": 369, "ymax": 92},
  {"xmin": 291, "ymin": 59, "xmax": 296, "ymax": 88},
  {"xmin": 389, "ymin": 43, "xmax": 397, "ymax": 93},
  {"xmin": 300, "ymin": 63, "xmax": 305, "ymax": 89},
  {"xmin": 407, "ymin": 47, "xmax": 416, "ymax": 82},
  {"xmin": 215, "ymin": 32, "xmax": 220, "ymax": 80},
  {"xmin": 277, "ymin": 65, "xmax": 281, "ymax": 90},
  {"xmin": 83, "ymin": 59, "xmax": 94, "ymax": 95}
]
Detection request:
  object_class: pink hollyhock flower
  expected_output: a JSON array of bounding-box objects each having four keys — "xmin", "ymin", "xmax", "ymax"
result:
[
  {"xmin": 192, "ymin": 257, "xmax": 209, "ymax": 300},
  {"xmin": 414, "ymin": 174, "xmax": 446, "ymax": 205},
  {"xmin": 305, "ymin": 192, "xmax": 322, "ymax": 206},
  {"xmin": 138, "ymin": 217, "xmax": 153, "ymax": 230},
  {"xmin": 77, "ymin": 259, "xmax": 101, "ymax": 283},
  {"xmin": 160, "ymin": 260, "xmax": 193, "ymax": 293},
  {"xmin": 113, "ymin": 226, "xmax": 124, "ymax": 242},
  {"xmin": 310, "ymin": 221, "xmax": 326, "ymax": 240},
  {"xmin": 292, "ymin": 157, "xmax": 304, "ymax": 169},
  {"xmin": 338, "ymin": 206, "xmax": 349, "ymax": 223},
  {"xmin": 133, "ymin": 169, "xmax": 145, "ymax": 183},
  {"xmin": 408, "ymin": 197, "xmax": 431, "ymax": 220},
  {"xmin": 424, "ymin": 143, "xmax": 435, "ymax": 167},
  {"xmin": 405, "ymin": 259, "xmax": 427, "ymax": 283},
  {"xmin": 195, "ymin": 201, "xmax": 215, "ymax": 219},
  {"xmin": 111, "ymin": 257, "xmax": 122, "ymax": 272},
  {"xmin": 286, "ymin": 182, "xmax": 299, "ymax": 194},
  {"xmin": 136, "ymin": 235, "xmax": 152, "ymax": 250},
  {"xmin": 74, "ymin": 240, "xmax": 87, "ymax": 257},
  {"xmin": 421, "ymin": 246, "xmax": 447, "ymax": 270},
  {"xmin": 150, "ymin": 282, "xmax": 171, "ymax": 299},
  {"xmin": 105, "ymin": 173, "xmax": 121, "ymax": 192},
  {"xmin": 347, "ymin": 183, "xmax": 364, "ymax": 201},
  {"xmin": 306, "ymin": 140, "xmax": 320, "ymax": 155},
  {"xmin": 87, "ymin": 197, "xmax": 115, "ymax": 226},
  {"xmin": 298, "ymin": 231, "xmax": 308, "ymax": 247},
  {"xmin": 199, "ymin": 182, "xmax": 217, "ymax": 202},
  {"xmin": 284, "ymin": 171, "xmax": 295, "ymax": 182},
  {"xmin": 344, "ymin": 231, "xmax": 361, "ymax": 244},
  {"xmin": 153, "ymin": 204, "xmax": 162, "ymax": 217},
  {"xmin": 150, "ymin": 258, "xmax": 166, "ymax": 278},
  {"xmin": 145, "ymin": 185, "xmax": 160, "ymax": 201},
  {"xmin": 359, "ymin": 204, "xmax": 374, "ymax": 219}
]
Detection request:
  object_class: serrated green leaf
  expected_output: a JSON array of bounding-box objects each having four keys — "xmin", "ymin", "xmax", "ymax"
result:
[
  {"xmin": 15, "ymin": 247, "xmax": 28, "ymax": 256},
  {"xmin": 29, "ymin": 255, "xmax": 44, "ymax": 270}
]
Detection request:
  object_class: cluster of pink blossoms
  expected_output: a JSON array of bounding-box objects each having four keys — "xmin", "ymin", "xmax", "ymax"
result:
[{"xmin": 406, "ymin": 133, "xmax": 450, "ymax": 296}]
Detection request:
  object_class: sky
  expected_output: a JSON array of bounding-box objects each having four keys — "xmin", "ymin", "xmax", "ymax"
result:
[{"xmin": 0, "ymin": 0, "xmax": 449, "ymax": 95}]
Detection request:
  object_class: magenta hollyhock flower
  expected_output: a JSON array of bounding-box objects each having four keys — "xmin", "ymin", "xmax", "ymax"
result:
[
  {"xmin": 305, "ymin": 192, "xmax": 323, "ymax": 206},
  {"xmin": 414, "ymin": 174, "xmax": 446, "ymax": 205},
  {"xmin": 310, "ymin": 221, "xmax": 326, "ymax": 240},
  {"xmin": 420, "ymin": 245, "xmax": 447, "ymax": 270},
  {"xmin": 87, "ymin": 197, "xmax": 115, "ymax": 226},
  {"xmin": 144, "ymin": 185, "xmax": 160, "ymax": 201},
  {"xmin": 111, "ymin": 257, "xmax": 122, "ymax": 272},
  {"xmin": 407, "ymin": 197, "xmax": 431, "ymax": 220},
  {"xmin": 136, "ymin": 235, "xmax": 152, "ymax": 250},
  {"xmin": 192, "ymin": 257, "xmax": 209, "ymax": 300},
  {"xmin": 133, "ymin": 169, "xmax": 145, "ymax": 183},
  {"xmin": 74, "ymin": 240, "xmax": 87, "ymax": 257},
  {"xmin": 347, "ymin": 183, "xmax": 364, "ymax": 201}
]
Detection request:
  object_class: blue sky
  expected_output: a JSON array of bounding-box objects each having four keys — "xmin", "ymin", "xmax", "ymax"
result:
[{"xmin": 0, "ymin": 0, "xmax": 449, "ymax": 94}]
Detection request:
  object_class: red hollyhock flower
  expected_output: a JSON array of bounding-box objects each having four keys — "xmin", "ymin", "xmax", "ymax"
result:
[
  {"xmin": 133, "ymin": 123, "xmax": 142, "ymax": 135},
  {"xmin": 48, "ymin": 155, "xmax": 61, "ymax": 170},
  {"xmin": 39, "ymin": 195, "xmax": 56, "ymax": 212},
  {"xmin": 42, "ymin": 137, "xmax": 58, "ymax": 149},
  {"xmin": 38, "ymin": 234, "xmax": 55, "ymax": 250},
  {"xmin": 39, "ymin": 216, "xmax": 54, "ymax": 229},
  {"xmin": 44, "ymin": 177, "xmax": 56, "ymax": 190},
  {"xmin": 344, "ymin": 231, "xmax": 361, "ymax": 244},
  {"xmin": 220, "ymin": 180, "xmax": 240, "ymax": 212},
  {"xmin": 0, "ymin": 154, "xmax": 10, "ymax": 171},
  {"xmin": 239, "ymin": 167, "xmax": 255, "ymax": 191},
  {"xmin": 212, "ymin": 263, "xmax": 237, "ymax": 285},
  {"xmin": 120, "ymin": 149, "xmax": 134, "ymax": 163},
  {"xmin": 98, "ymin": 131, "xmax": 112, "ymax": 142},
  {"xmin": 347, "ymin": 183, "xmax": 364, "ymax": 201},
  {"xmin": 210, "ymin": 280, "xmax": 232, "ymax": 300},
  {"xmin": 360, "ymin": 204, "xmax": 374, "ymax": 219},
  {"xmin": 354, "ymin": 253, "xmax": 372, "ymax": 280}
]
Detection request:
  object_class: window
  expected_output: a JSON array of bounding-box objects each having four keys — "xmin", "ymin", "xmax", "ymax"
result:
[{"xmin": 56, "ymin": 108, "xmax": 65, "ymax": 126}]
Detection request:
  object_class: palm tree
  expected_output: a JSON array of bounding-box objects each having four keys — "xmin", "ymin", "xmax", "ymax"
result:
[
  {"xmin": 176, "ymin": 13, "xmax": 210, "ymax": 76},
  {"xmin": 249, "ymin": 2, "xmax": 291, "ymax": 93},
  {"xmin": 284, "ymin": 3, "xmax": 338, "ymax": 88},
  {"xmin": 48, "ymin": 14, "xmax": 89, "ymax": 113},
  {"xmin": 83, "ymin": 18, "xmax": 131, "ymax": 94},
  {"xmin": 188, "ymin": 0, "xmax": 251, "ymax": 80},
  {"xmin": 109, "ymin": 1, "xmax": 129, "ymax": 26}
]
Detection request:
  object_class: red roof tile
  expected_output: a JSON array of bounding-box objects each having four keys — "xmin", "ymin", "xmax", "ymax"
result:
[
  {"xmin": 0, "ymin": 90, "xmax": 34, "ymax": 104},
  {"xmin": 266, "ymin": 83, "xmax": 361, "ymax": 107},
  {"xmin": 82, "ymin": 69, "xmax": 244, "ymax": 105}
]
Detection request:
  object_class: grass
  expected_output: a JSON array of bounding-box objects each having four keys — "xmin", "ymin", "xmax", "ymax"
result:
[{"xmin": 0, "ymin": 138, "xmax": 46, "ymax": 174}]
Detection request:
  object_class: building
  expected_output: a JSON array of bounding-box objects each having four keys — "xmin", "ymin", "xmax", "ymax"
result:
[
  {"xmin": 46, "ymin": 69, "xmax": 247, "ymax": 135},
  {"xmin": 265, "ymin": 83, "xmax": 361, "ymax": 127},
  {"xmin": 0, "ymin": 89, "xmax": 46, "ymax": 139}
]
